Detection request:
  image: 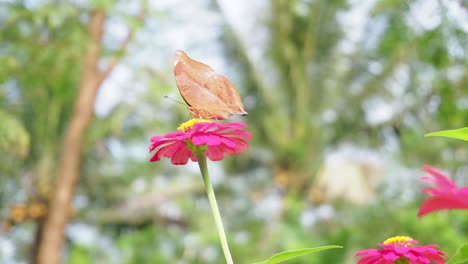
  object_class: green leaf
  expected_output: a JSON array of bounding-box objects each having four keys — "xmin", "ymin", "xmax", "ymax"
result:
[
  {"xmin": 91, "ymin": 0, "xmax": 116, "ymax": 10},
  {"xmin": 447, "ymin": 244, "xmax": 468, "ymax": 264},
  {"xmin": 252, "ymin": 245, "xmax": 342, "ymax": 264},
  {"xmin": 424, "ymin": 127, "xmax": 468, "ymax": 142},
  {"xmin": 0, "ymin": 110, "xmax": 30, "ymax": 159}
]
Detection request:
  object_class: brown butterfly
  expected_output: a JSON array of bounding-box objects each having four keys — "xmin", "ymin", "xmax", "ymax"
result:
[{"xmin": 174, "ymin": 50, "xmax": 247, "ymax": 120}]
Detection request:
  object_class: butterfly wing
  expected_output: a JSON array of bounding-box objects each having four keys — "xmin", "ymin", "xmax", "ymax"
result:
[{"xmin": 174, "ymin": 50, "xmax": 247, "ymax": 119}]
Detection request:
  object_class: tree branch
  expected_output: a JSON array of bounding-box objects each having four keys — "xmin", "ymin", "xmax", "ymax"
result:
[
  {"xmin": 36, "ymin": 10, "xmax": 106, "ymax": 264},
  {"xmin": 84, "ymin": 183, "xmax": 203, "ymax": 226}
]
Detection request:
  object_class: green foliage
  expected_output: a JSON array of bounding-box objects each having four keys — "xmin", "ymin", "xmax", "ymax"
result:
[
  {"xmin": 252, "ymin": 246, "xmax": 342, "ymax": 264},
  {"xmin": 68, "ymin": 244, "xmax": 95, "ymax": 264},
  {"xmin": 117, "ymin": 226, "xmax": 173, "ymax": 264},
  {"xmin": 0, "ymin": 110, "xmax": 30, "ymax": 159},
  {"xmin": 425, "ymin": 127, "xmax": 468, "ymax": 142},
  {"xmin": 1, "ymin": 1, "xmax": 85, "ymax": 160},
  {"xmin": 91, "ymin": 0, "xmax": 118, "ymax": 10},
  {"xmin": 447, "ymin": 244, "xmax": 468, "ymax": 264},
  {"xmin": 417, "ymin": 29, "xmax": 450, "ymax": 68}
]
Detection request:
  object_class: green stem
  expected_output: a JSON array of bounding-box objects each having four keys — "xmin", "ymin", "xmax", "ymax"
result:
[{"xmin": 195, "ymin": 152, "xmax": 234, "ymax": 264}]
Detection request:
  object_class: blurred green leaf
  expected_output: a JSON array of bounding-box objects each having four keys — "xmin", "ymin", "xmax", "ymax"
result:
[
  {"xmin": 68, "ymin": 244, "xmax": 94, "ymax": 264},
  {"xmin": 0, "ymin": 110, "xmax": 30, "ymax": 159},
  {"xmin": 447, "ymin": 244, "xmax": 468, "ymax": 264},
  {"xmin": 252, "ymin": 245, "xmax": 342, "ymax": 264},
  {"xmin": 91, "ymin": 0, "xmax": 116, "ymax": 10},
  {"xmin": 425, "ymin": 128, "xmax": 468, "ymax": 142}
]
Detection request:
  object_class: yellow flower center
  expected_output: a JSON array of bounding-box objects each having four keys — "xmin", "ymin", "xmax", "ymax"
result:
[
  {"xmin": 177, "ymin": 119, "xmax": 210, "ymax": 132},
  {"xmin": 383, "ymin": 236, "xmax": 414, "ymax": 246}
]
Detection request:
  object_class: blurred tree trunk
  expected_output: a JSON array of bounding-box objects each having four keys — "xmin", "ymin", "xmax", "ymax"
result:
[{"xmin": 36, "ymin": 10, "xmax": 106, "ymax": 264}]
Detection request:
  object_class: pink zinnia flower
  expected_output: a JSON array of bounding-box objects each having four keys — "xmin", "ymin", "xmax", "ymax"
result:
[
  {"xmin": 418, "ymin": 165, "xmax": 468, "ymax": 217},
  {"xmin": 355, "ymin": 236, "xmax": 447, "ymax": 264},
  {"xmin": 149, "ymin": 119, "xmax": 251, "ymax": 165}
]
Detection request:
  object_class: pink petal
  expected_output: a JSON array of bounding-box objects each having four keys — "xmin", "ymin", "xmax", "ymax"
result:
[
  {"xmin": 219, "ymin": 137, "xmax": 237, "ymax": 149},
  {"xmin": 401, "ymin": 251, "xmax": 419, "ymax": 262},
  {"xmin": 421, "ymin": 165, "xmax": 458, "ymax": 191},
  {"xmin": 149, "ymin": 121, "xmax": 250, "ymax": 164},
  {"xmin": 150, "ymin": 131, "xmax": 187, "ymax": 152},
  {"xmin": 223, "ymin": 122, "xmax": 248, "ymax": 130},
  {"xmin": 421, "ymin": 253, "xmax": 447, "ymax": 264},
  {"xmin": 459, "ymin": 187, "xmax": 468, "ymax": 195},
  {"xmin": 381, "ymin": 251, "xmax": 400, "ymax": 262},
  {"xmin": 219, "ymin": 129, "xmax": 252, "ymax": 139},
  {"xmin": 189, "ymin": 152, "xmax": 197, "ymax": 162},
  {"xmin": 150, "ymin": 135, "xmax": 165, "ymax": 142},
  {"xmin": 229, "ymin": 138, "xmax": 249, "ymax": 152},
  {"xmin": 192, "ymin": 133, "xmax": 222, "ymax": 146},
  {"xmin": 150, "ymin": 138, "xmax": 176, "ymax": 152},
  {"xmin": 418, "ymin": 195, "xmax": 468, "ymax": 216},
  {"xmin": 206, "ymin": 146, "xmax": 225, "ymax": 161},
  {"xmin": 392, "ymin": 246, "xmax": 410, "ymax": 255},
  {"xmin": 170, "ymin": 145, "xmax": 192, "ymax": 165},
  {"xmin": 151, "ymin": 131, "xmax": 186, "ymax": 142},
  {"xmin": 357, "ymin": 255, "xmax": 392, "ymax": 264},
  {"xmin": 150, "ymin": 142, "xmax": 183, "ymax": 162},
  {"xmin": 356, "ymin": 255, "xmax": 381, "ymax": 264},
  {"xmin": 356, "ymin": 241, "xmax": 448, "ymax": 264},
  {"xmin": 419, "ymin": 165, "xmax": 468, "ymax": 217},
  {"xmin": 411, "ymin": 244, "xmax": 441, "ymax": 251},
  {"xmin": 193, "ymin": 122, "xmax": 217, "ymax": 132},
  {"xmin": 355, "ymin": 249, "xmax": 380, "ymax": 257}
]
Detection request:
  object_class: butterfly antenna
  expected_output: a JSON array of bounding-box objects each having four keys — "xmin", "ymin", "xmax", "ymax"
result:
[{"xmin": 163, "ymin": 96, "xmax": 186, "ymax": 105}]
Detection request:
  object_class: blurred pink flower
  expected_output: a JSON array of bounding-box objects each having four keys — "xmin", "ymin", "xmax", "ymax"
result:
[
  {"xmin": 355, "ymin": 236, "xmax": 447, "ymax": 264},
  {"xmin": 418, "ymin": 165, "xmax": 468, "ymax": 217},
  {"xmin": 149, "ymin": 119, "xmax": 251, "ymax": 165}
]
